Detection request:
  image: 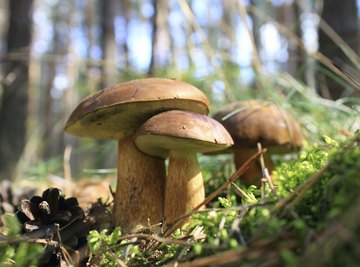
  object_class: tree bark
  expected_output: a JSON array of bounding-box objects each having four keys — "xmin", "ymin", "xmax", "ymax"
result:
[
  {"xmin": 0, "ymin": 0, "xmax": 34, "ymax": 180},
  {"xmin": 318, "ymin": 0, "xmax": 359, "ymax": 99}
]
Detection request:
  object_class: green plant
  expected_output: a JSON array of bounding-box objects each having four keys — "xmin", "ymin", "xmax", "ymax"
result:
[{"xmin": 0, "ymin": 214, "xmax": 43, "ymax": 267}]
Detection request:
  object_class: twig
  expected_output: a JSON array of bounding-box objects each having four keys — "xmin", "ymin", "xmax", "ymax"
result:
[
  {"xmin": 230, "ymin": 215, "xmax": 248, "ymax": 246},
  {"xmin": 119, "ymin": 233, "xmax": 194, "ymax": 247},
  {"xmin": 63, "ymin": 145, "xmax": 73, "ymax": 197},
  {"xmin": 231, "ymin": 182, "xmax": 256, "ymax": 202},
  {"xmin": 166, "ymin": 237, "xmax": 296, "ymax": 267},
  {"xmin": 121, "ymin": 237, "xmax": 138, "ymax": 263},
  {"xmin": 316, "ymin": 10, "xmax": 360, "ymax": 69},
  {"xmin": 271, "ymin": 163, "xmax": 330, "ymax": 216},
  {"xmin": 281, "ymin": 165, "xmax": 329, "ymax": 215},
  {"xmin": 257, "ymin": 143, "xmax": 279, "ymax": 201},
  {"xmin": 214, "ymin": 216, "xmax": 227, "ymax": 246},
  {"xmin": 53, "ymin": 223, "xmax": 74, "ymax": 266},
  {"xmin": 88, "ymin": 233, "xmax": 194, "ymax": 266},
  {"xmin": 160, "ymin": 204, "xmax": 274, "ymax": 233},
  {"xmin": 0, "ymin": 236, "xmax": 59, "ymax": 246}
]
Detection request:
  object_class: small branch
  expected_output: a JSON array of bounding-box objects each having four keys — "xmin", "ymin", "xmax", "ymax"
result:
[
  {"xmin": 231, "ymin": 182, "xmax": 256, "ymax": 202},
  {"xmin": 271, "ymin": 163, "xmax": 330, "ymax": 216},
  {"xmin": 118, "ymin": 233, "xmax": 192, "ymax": 246},
  {"xmin": 63, "ymin": 145, "xmax": 73, "ymax": 197},
  {"xmin": 166, "ymin": 237, "xmax": 296, "ymax": 267},
  {"xmin": 281, "ymin": 165, "xmax": 329, "ymax": 215},
  {"xmin": 0, "ymin": 236, "xmax": 59, "ymax": 247},
  {"xmin": 257, "ymin": 143, "xmax": 279, "ymax": 201}
]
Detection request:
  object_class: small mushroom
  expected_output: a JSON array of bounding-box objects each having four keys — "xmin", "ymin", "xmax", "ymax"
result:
[
  {"xmin": 65, "ymin": 78, "xmax": 209, "ymax": 232},
  {"xmin": 134, "ymin": 110, "xmax": 233, "ymax": 226},
  {"xmin": 212, "ymin": 100, "xmax": 303, "ymax": 186}
]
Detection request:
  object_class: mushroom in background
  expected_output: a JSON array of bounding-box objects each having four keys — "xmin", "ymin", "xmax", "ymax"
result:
[
  {"xmin": 211, "ymin": 100, "xmax": 303, "ymax": 186},
  {"xmin": 64, "ymin": 78, "xmax": 210, "ymax": 232},
  {"xmin": 135, "ymin": 110, "xmax": 233, "ymax": 226}
]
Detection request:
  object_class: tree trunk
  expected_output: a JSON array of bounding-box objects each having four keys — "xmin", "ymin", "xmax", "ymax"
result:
[
  {"xmin": 41, "ymin": 1, "xmax": 74, "ymax": 158},
  {"xmin": 0, "ymin": 0, "xmax": 34, "ymax": 180},
  {"xmin": 0, "ymin": 1, "xmax": 8, "ymax": 61},
  {"xmin": 318, "ymin": 0, "xmax": 359, "ymax": 99},
  {"xmin": 249, "ymin": 0, "xmax": 264, "ymax": 55},
  {"xmin": 148, "ymin": 0, "xmax": 158, "ymax": 75},
  {"xmin": 84, "ymin": 0, "xmax": 100, "ymax": 92},
  {"xmin": 120, "ymin": 0, "xmax": 131, "ymax": 69},
  {"xmin": 99, "ymin": 0, "xmax": 116, "ymax": 88},
  {"xmin": 277, "ymin": 3, "xmax": 303, "ymax": 77}
]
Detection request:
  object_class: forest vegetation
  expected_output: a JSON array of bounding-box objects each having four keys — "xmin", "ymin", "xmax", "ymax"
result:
[{"xmin": 0, "ymin": 0, "xmax": 359, "ymax": 266}]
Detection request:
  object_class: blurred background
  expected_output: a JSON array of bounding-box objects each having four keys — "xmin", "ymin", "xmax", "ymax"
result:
[{"xmin": 0, "ymin": 0, "xmax": 359, "ymax": 183}]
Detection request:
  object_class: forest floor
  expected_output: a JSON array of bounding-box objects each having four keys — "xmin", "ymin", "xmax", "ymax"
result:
[{"xmin": 0, "ymin": 131, "xmax": 359, "ymax": 267}]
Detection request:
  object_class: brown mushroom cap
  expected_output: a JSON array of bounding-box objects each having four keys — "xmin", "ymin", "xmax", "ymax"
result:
[
  {"xmin": 212, "ymin": 100, "xmax": 302, "ymax": 153},
  {"xmin": 135, "ymin": 110, "xmax": 234, "ymax": 158},
  {"xmin": 65, "ymin": 78, "xmax": 210, "ymax": 139}
]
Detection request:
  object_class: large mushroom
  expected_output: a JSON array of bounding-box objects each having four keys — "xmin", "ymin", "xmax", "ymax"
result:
[
  {"xmin": 65, "ymin": 78, "xmax": 209, "ymax": 232},
  {"xmin": 212, "ymin": 100, "xmax": 303, "ymax": 185},
  {"xmin": 134, "ymin": 110, "xmax": 233, "ymax": 226}
]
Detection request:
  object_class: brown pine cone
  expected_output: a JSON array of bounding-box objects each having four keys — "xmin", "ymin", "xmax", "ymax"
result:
[{"xmin": 16, "ymin": 188, "xmax": 90, "ymax": 266}]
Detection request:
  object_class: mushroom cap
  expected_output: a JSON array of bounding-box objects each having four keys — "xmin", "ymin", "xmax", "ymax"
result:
[
  {"xmin": 65, "ymin": 78, "xmax": 210, "ymax": 139},
  {"xmin": 134, "ymin": 110, "xmax": 234, "ymax": 159},
  {"xmin": 212, "ymin": 100, "xmax": 303, "ymax": 153}
]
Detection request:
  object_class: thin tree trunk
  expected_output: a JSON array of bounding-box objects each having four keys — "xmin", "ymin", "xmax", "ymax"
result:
[
  {"xmin": 99, "ymin": 0, "xmax": 116, "ymax": 88},
  {"xmin": 120, "ymin": 0, "xmax": 131, "ymax": 69},
  {"xmin": 148, "ymin": 0, "xmax": 158, "ymax": 75},
  {"xmin": 249, "ymin": 0, "xmax": 266, "ymax": 61},
  {"xmin": 41, "ymin": 1, "xmax": 73, "ymax": 158},
  {"xmin": 0, "ymin": 0, "xmax": 34, "ymax": 180},
  {"xmin": 0, "ymin": 1, "xmax": 9, "ymax": 65},
  {"xmin": 222, "ymin": 0, "xmax": 236, "ymax": 57},
  {"xmin": 149, "ymin": 0, "xmax": 171, "ymax": 75},
  {"xmin": 277, "ymin": 3, "xmax": 303, "ymax": 77},
  {"xmin": 84, "ymin": 0, "xmax": 99, "ymax": 92}
]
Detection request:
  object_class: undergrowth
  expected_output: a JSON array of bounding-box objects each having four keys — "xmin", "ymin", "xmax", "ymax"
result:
[
  {"xmin": 0, "ymin": 133, "xmax": 358, "ymax": 266},
  {"xmin": 0, "ymin": 132, "xmax": 358, "ymax": 266},
  {"xmin": 0, "ymin": 215, "xmax": 42, "ymax": 266},
  {"xmin": 82, "ymin": 132, "xmax": 359, "ymax": 266}
]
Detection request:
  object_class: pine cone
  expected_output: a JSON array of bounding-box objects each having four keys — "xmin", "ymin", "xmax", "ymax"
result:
[{"xmin": 16, "ymin": 188, "xmax": 90, "ymax": 266}]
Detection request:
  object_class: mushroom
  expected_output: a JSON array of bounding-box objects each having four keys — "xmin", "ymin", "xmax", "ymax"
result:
[
  {"xmin": 64, "ymin": 78, "xmax": 209, "ymax": 232},
  {"xmin": 211, "ymin": 100, "xmax": 303, "ymax": 186},
  {"xmin": 134, "ymin": 110, "xmax": 233, "ymax": 226}
]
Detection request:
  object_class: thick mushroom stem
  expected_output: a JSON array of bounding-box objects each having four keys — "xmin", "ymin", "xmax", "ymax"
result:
[
  {"xmin": 164, "ymin": 150, "xmax": 205, "ymax": 226},
  {"xmin": 113, "ymin": 135, "xmax": 166, "ymax": 233},
  {"xmin": 234, "ymin": 149, "xmax": 274, "ymax": 186}
]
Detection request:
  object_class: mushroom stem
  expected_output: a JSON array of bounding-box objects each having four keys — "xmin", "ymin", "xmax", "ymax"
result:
[
  {"xmin": 113, "ymin": 135, "xmax": 166, "ymax": 233},
  {"xmin": 164, "ymin": 150, "xmax": 205, "ymax": 226},
  {"xmin": 234, "ymin": 149, "xmax": 274, "ymax": 186}
]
